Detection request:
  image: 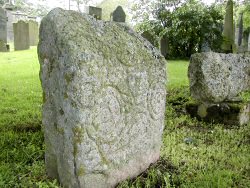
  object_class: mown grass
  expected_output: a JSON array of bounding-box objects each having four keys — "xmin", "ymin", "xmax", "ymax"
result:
[{"xmin": 0, "ymin": 48, "xmax": 249, "ymax": 187}]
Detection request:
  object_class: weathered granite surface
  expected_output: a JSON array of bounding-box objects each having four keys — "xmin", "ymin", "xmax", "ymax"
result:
[
  {"xmin": 189, "ymin": 52, "xmax": 250, "ymax": 103},
  {"xmin": 38, "ymin": 8, "xmax": 167, "ymax": 188}
]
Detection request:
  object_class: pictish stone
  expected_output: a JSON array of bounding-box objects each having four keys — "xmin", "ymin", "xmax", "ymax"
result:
[
  {"xmin": 111, "ymin": 6, "xmax": 126, "ymax": 22},
  {"xmin": 28, "ymin": 20, "xmax": 39, "ymax": 46},
  {"xmin": 84, "ymin": 6, "xmax": 102, "ymax": 20},
  {"xmin": 38, "ymin": 8, "xmax": 167, "ymax": 188},
  {"xmin": 13, "ymin": 20, "xmax": 29, "ymax": 50},
  {"xmin": 188, "ymin": 52, "xmax": 250, "ymax": 103}
]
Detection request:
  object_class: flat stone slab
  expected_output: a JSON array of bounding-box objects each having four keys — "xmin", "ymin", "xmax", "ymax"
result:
[{"xmin": 186, "ymin": 102, "xmax": 250, "ymax": 125}]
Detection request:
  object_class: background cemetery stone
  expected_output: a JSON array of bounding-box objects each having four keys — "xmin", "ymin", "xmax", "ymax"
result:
[
  {"xmin": 84, "ymin": 6, "xmax": 102, "ymax": 20},
  {"xmin": 111, "ymin": 6, "xmax": 126, "ymax": 22},
  {"xmin": 141, "ymin": 31, "xmax": 155, "ymax": 45},
  {"xmin": 28, "ymin": 20, "xmax": 39, "ymax": 46},
  {"xmin": 38, "ymin": 8, "xmax": 167, "ymax": 188},
  {"xmin": 160, "ymin": 34, "xmax": 169, "ymax": 58},
  {"xmin": 188, "ymin": 52, "xmax": 250, "ymax": 103},
  {"xmin": 248, "ymin": 33, "xmax": 250, "ymax": 51},
  {"xmin": 0, "ymin": 7, "xmax": 8, "ymax": 51},
  {"xmin": 13, "ymin": 20, "xmax": 29, "ymax": 51}
]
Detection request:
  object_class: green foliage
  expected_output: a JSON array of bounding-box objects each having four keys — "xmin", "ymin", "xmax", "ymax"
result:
[
  {"xmin": 133, "ymin": 0, "xmax": 224, "ymax": 59},
  {"xmin": 0, "ymin": 48, "xmax": 250, "ymax": 187}
]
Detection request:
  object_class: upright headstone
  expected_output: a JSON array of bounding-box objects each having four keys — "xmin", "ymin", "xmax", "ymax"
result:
[
  {"xmin": 0, "ymin": 7, "xmax": 8, "ymax": 52},
  {"xmin": 237, "ymin": 13, "xmax": 243, "ymax": 46},
  {"xmin": 84, "ymin": 6, "xmax": 102, "ymax": 20},
  {"xmin": 111, "ymin": 6, "xmax": 126, "ymax": 22},
  {"xmin": 248, "ymin": 33, "xmax": 250, "ymax": 51},
  {"xmin": 38, "ymin": 8, "xmax": 167, "ymax": 188},
  {"xmin": 160, "ymin": 34, "xmax": 169, "ymax": 58},
  {"xmin": 13, "ymin": 20, "xmax": 29, "ymax": 51},
  {"xmin": 28, "ymin": 20, "xmax": 39, "ymax": 46},
  {"xmin": 141, "ymin": 31, "xmax": 155, "ymax": 45},
  {"xmin": 221, "ymin": 0, "xmax": 235, "ymax": 53}
]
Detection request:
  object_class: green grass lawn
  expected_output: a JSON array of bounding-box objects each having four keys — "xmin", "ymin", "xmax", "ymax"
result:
[{"xmin": 0, "ymin": 48, "xmax": 249, "ymax": 187}]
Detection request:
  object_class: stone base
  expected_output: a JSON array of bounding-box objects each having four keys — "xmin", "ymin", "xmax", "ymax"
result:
[{"xmin": 186, "ymin": 102, "xmax": 250, "ymax": 125}]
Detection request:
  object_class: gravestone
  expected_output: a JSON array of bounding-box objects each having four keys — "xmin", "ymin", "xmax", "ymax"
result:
[
  {"xmin": 188, "ymin": 52, "xmax": 249, "ymax": 103},
  {"xmin": 0, "ymin": 7, "xmax": 8, "ymax": 52},
  {"xmin": 84, "ymin": 6, "xmax": 102, "ymax": 20},
  {"xmin": 141, "ymin": 31, "xmax": 155, "ymax": 45},
  {"xmin": 13, "ymin": 20, "xmax": 29, "ymax": 50},
  {"xmin": 111, "ymin": 6, "xmax": 126, "ymax": 22},
  {"xmin": 248, "ymin": 33, "xmax": 250, "ymax": 51},
  {"xmin": 187, "ymin": 52, "xmax": 250, "ymax": 125},
  {"xmin": 28, "ymin": 20, "xmax": 39, "ymax": 46},
  {"xmin": 160, "ymin": 34, "xmax": 168, "ymax": 58},
  {"xmin": 38, "ymin": 8, "xmax": 167, "ymax": 188}
]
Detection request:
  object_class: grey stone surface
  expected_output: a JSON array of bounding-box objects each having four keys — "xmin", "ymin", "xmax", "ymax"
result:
[
  {"xmin": 248, "ymin": 33, "xmax": 250, "ymax": 51},
  {"xmin": 0, "ymin": 7, "xmax": 7, "ymax": 43},
  {"xmin": 188, "ymin": 52, "xmax": 250, "ymax": 103},
  {"xmin": 84, "ymin": 6, "xmax": 102, "ymax": 20},
  {"xmin": 141, "ymin": 31, "xmax": 155, "ymax": 45},
  {"xmin": 0, "ymin": 7, "xmax": 8, "ymax": 52},
  {"xmin": 111, "ymin": 6, "xmax": 126, "ymax": 22},
  {"xmin": 38, "ymin": 8, "xmax": 167, "ymax": 188},
  {"xmin": 28, "ymin": 20, "xmax": 39, "ymax": 46},
  {"xmin": 13, "ymin": 20, "xmax": 29, "ymax": 50},
  {"xmin": 6, "ymin": 10, "xmax": 14, "ymax": 42},
  {"xmin": 160, "ymin": 34, "xmax": 168, "ymax": 58}
]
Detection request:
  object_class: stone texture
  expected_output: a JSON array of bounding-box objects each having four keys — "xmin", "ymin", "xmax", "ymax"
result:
[
  {"xmin": 188, "ymin": 52, "xmax": 250, "ymax": 103},
  {"xmin": 160, "ymin": 34, "xmax": 168, "ymax": 58},
  {"xmin": 111, "ymin": 6, "xmax": 126, "ymax": 22},
  {"xmin": 28, "ymin": 20, "xmax": 39, "ymax": 46},
  {"xmin": 84, "ymin": 6, "xmax": 102, "ymax": 20},
  {"xmin": 13, "ymin": 20, "xmax": 29, "ymax": 51},
  {"xmin": 0, "ymin": 7, "xmax": 7, "ymax": 43},
  {"xmin": 0, "ymin": 7, "xmax": 8, "ymax": 52},
  {"xmin": 38, "ymin": 8, "xmax": 166, "ymax": 188},
  {"xmin": 221, "ymin": 0, "xmax": 235, "ymax": 53}
]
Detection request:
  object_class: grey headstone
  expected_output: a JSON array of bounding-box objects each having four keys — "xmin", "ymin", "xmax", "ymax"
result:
[
  {"xmin": 38, "ymin": 8, "xmax": 167, "ymax": 188},
  {"xmin": 0, "ymin": 7, "xmax": 8, "ymax": 52},
  {"xmin": 248, "ymin": 33, "xmax": 250, "ymax": 51},
  {"xmin": 84, "ymin": 6, "xmax": 102, "ymax": 20},
  {"xmin": 28, "ymin": 20, "xmax": 39, "ymax": 46},
  {"xmin": 6, "ymin": 10, "xmax": 14, "ymax": 42},
  {"xmin": 160, "ymin": 34, "xmax": 169, "ymax": 58},
  {"xmin": 141, "ymin": 31, "xmax": 155, "ymax": 45},
  {"xmin": 13, "ymin": 20, "xmax": 30, "ymax": 51},
  {"xmin": 111, "ymin": 6, "xmax": 126, "ymax": 22},
  {"xmin": 188, "ymin": 52, "xmax": 250, "ymax": 103}
]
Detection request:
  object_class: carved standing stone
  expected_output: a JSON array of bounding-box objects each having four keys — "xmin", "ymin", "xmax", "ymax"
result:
[{"xmin": 38, "ymin": 8, "xmax": 167, "ymax": 188}]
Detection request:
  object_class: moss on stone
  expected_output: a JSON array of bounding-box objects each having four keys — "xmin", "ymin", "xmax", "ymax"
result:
[
  {"xmin": 64, "ymin": 73, "xmax": 74, "ymax": 84},
  {"xmin": 77, "ymin": 165, "xmax": 86, "ymax": 176}
]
